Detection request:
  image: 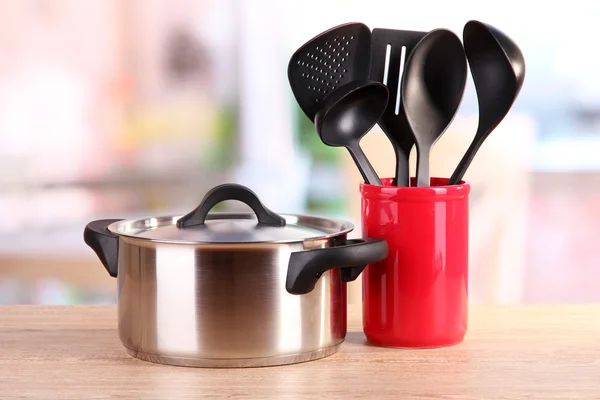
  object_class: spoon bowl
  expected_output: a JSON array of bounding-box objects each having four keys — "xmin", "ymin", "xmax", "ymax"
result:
[
  {"xmin": 315, "ymin": 80, "xmax": 389, "ymax": 185},
  {"xmin": 401, "ymin": 29, "xmax": 468, "ymax": 186},
  {"xmin": 316, "ymin": 81, "xmax": 389, "ymax": 146},
  {"xmin": 448, "ymin": 21, "xmax": 526, "ymax": 185}
]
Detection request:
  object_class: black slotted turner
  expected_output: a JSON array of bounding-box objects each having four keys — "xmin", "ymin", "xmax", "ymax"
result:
[
  {"xmin": 288, "ymin": 22, "xmax": 372, "ymax": 122},
  {"xmin": 369, "ymin": 28, "xmax": 427, "ymax": 186}
]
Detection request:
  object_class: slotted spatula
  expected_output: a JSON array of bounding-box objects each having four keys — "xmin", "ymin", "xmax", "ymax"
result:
[
  {"xmin": 369, "ymin": 28, "xmax": 426, "ymax": 186},
  {"xmin": 288, "ymin": 22, "xmax": 372, "ymax": 122}
]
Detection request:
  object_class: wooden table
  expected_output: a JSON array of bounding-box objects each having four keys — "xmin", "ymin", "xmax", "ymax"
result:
[{"xmin": 1, "ymin": 305, "xmax": 598, "ymax": 399}]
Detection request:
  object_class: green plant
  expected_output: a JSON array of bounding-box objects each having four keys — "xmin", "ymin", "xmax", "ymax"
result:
[
  {"xmin": 204, "ymin": 103, "xmax": 238, "ymax": 169},
  {"xmin": 294, "ymin": 104, "xmax": 341, "ymax": 164}
]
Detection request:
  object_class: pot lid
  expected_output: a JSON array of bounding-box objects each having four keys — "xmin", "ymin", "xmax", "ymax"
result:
[{"xmin": 108, "ymin": 184, "xmax": 353, "ymax": 244}]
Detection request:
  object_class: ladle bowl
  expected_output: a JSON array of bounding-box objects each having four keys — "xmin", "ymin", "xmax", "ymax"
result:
[
  {"xmin": 315, "ymin": 80, "xmax": 389, "ymax": 185},
  {"xmin": 448, "ymin": 20, "xmax": 526, "ymax": 185}
]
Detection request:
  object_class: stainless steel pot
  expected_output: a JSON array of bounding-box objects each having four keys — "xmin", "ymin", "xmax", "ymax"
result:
[{"xmin": 84, "ymin": 183, "xmax": 387, "ymax": 368}]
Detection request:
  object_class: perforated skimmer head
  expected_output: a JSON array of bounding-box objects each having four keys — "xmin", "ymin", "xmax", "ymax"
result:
[{"xmin": 288, "ymin": 22, "xmax": 372, "ymax": 121}]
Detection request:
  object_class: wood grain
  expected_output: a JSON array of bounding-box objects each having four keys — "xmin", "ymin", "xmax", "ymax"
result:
[{"xmin": 0, "ymin": 304, "xmax": 599, "ymax": 399}]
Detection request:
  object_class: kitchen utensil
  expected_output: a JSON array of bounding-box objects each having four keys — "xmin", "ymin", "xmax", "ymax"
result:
[
  {"xmin": 288, "ymin": 22, "xmax": 384, "ymax": 185},
  {"xmin": 361, "ymin": 177, "xmax": 471, "ymax": 348},
  {"xmin": 288, "ymin": 22, "xmax": 372, "ymax": 122},
  {"xmin": 314, "ymin": 80, "xmax": 388, "ymax": 185},
  {"xmin": 83, "ymin": 183, "xmax": 387, "ymax": 368},
  {"xmin": 401, "ymin": 29, "xmax": 468, "ymax": 187},
  {"xmin": 369, "ymin": 28, "xmax": 426, "ymax": 186},
  {"xmin": 448, "ymin": 20, "xmax": 526, "ymax": 185}
]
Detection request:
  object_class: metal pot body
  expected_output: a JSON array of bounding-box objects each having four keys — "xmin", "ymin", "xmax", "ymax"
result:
[
  {"xmin": 116, "ymin": 235, "xmax": 348, "ymax": 367},
  {"xmin": 83, "ymin": 183, "xmax": 388, "ymax": 368}
]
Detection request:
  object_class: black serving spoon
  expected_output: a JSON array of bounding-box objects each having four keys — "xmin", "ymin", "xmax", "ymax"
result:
[
  {"xmin": 401, "ymin": 28, "xmax": 468, "ymax": 187},
  {"xmin": 314, "ymin": 80, "xmax": 389, "ymax": 185},
  {"xmin": 448, "ymin": 20, "xmax": 526, "ymax": 185}
]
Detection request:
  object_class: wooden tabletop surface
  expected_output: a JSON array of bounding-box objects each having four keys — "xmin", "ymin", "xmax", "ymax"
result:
[{"xmin": 0, "ymin": 304, "xmax": 599, "ymax": 399}]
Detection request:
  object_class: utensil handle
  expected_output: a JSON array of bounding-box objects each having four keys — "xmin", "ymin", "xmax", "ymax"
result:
[
  {"xmin": 83, "ymin": 219, "xmax": 123, "ymax": 278},
  {"xmin": 347, "ymin": 144, "xmax": 382, "ymax": 186},
  {"xmin": 177, "ymin": 183, "xmax": 286, "ymax": 228},
  {"xmin": 448, "ymin": 138, "xmax": 482, "ymax": 185},
  {"xmin": 394, "ymin": 147, "xmax": 411, "ymax": 187},
  {"xmin": 286, "ymin": 238, "xmax": 388, "ymax": 295},
  {"xmin": 416, "ymin": 146, "xmax": 430, "ymax": 187}
]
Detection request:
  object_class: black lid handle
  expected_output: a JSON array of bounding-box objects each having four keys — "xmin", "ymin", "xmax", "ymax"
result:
[{"xmin": 176, "ymin": 183, "xmax": 286, "ymax": 228}]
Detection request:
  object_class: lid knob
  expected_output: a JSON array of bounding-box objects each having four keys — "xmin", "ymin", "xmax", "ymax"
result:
[{"xmin": 176, "ymin": 183, "xmax": 287, "ymax": 228}]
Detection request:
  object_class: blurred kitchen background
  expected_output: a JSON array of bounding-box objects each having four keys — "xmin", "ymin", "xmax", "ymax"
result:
[{"xmin": 0, "ymin": 0, "xmax": 598, "ymax": 305}]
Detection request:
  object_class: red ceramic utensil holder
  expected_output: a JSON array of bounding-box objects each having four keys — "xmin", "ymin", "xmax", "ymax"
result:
[{"xmin": 360, "ymin": 177, "xmax": 470, "ymax": 348}]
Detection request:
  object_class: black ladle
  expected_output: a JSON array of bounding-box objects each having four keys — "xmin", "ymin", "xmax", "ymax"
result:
[
  {"xmin": 448, "ymin": 20, "xmax": 526, "ymax": 185},
  {"xmin": 401, "ymin": 29, "xmax": 468, "ymax": 187},
  {"xmin": 314, "ymin": 80, "xmax": 389, "ymax": 185}
]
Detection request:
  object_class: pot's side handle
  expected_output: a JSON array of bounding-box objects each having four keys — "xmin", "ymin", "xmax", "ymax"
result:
[
  {"xmin": 83, "ymin": 219, "xmax": 123, "ymax": 278},
  {"xmin": 286, "ymin": 238, "xmax": 388, "ymax": 295},
  {"xmin": 176, "ymin": 183, "xmax": 286, "ymax": 228}
]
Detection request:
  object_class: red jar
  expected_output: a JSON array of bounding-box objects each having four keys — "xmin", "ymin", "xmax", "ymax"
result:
[{"xmin": 360, "ymin": 177, "xmax": 470, "ymax": 348}]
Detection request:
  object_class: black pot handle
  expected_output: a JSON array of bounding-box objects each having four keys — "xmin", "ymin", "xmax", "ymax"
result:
[
  {"xmin": 176, "ymin": 183, "xmax": 286, "ymax": 228},
  {"xmin": 286, "ymin": 238, "xmax": 388, "ymax": 295},
  {"xmin": 83, "ymin": 219, "xmax": 123, "ymax": 278}
]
